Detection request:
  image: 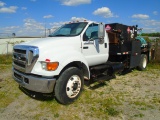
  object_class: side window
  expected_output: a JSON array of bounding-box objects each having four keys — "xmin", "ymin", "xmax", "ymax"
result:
[{"xmin": 83, "ymin": 23, "xmax": 98, "ymax": 41}]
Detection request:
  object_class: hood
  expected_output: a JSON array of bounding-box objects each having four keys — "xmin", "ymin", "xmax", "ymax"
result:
[
  {"xmin": 17, "ymin": 36, "xmax": 82, "ymax": 58},
  {"xmin": 20, "ymin": 36, "xmax": 79, "ymax": 48}
]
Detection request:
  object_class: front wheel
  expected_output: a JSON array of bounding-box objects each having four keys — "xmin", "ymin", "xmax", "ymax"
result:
[
  {"xmin": 55, "ymin": 67, "xmax": 84, "ymax": 104},
  {"xmin": 137, "ymin": 54, "xmax": 147, "ymax": 71}
]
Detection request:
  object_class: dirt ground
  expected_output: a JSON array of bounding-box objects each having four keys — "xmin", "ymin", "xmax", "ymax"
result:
[{"xmin": 0, "ymin": 66, "xmax": 160, "ymax": 120}]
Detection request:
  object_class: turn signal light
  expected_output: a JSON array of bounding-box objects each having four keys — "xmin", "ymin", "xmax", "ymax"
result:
[{"xmin": 46, "ymin": 62, "xmax": 59, "ymax": 71}]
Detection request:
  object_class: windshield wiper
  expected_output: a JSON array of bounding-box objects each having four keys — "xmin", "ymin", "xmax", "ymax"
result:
[
  {"xmin": 54, "ymin": 34, "xmax": 66, "ymax": 36},
  {"xmin": 48, "ymin": 34, "xmax": 66, "ymax": 37}
]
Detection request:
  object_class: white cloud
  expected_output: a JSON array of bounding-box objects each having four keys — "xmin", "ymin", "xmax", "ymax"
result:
[
  {"xmin": 0, "ymin": 18, "xmax": 46, "ymax": 36},
  {"xmin": 50, "ymin": 22, "xmax": 65, "ymax": 27},
  {"xmin": 49, "ymin": 22, "xmax": 66, "ymax": 32},
  {"xmin": 5, "ymin": 26, "xmax": 20, "ymax": 29},
  {"xmin": 133, "ymin": 19, "xmax": 160, "ymax": 27},
  {"xmin": 71, "ymin": 17, "xmax": 87, "ymax": 21},
  {"xmin": 132, "ymin": 14, "xmax": 149, "ymax": 19},
  {"xmin": 0, "ymin": 1, "xmax": 18, "ymax": 13},
  {"xmin": 153, "ymin": 11, "xmax": 158, "ymax": 15},
  {"xmin": 24, "ymin": 18, "xmax": 44, "ymax": 30},
  {"xmin": 21, "ymin": 17, "xmax": 90, "ymax": 36},
  {"xmin": 0, "ymin": 26, "xmax": 20, "ymax": 37},
  {"xmin": 43, "ymin": 15, "xmax": 54, "ymax": 19},
  {"xmin": 0, "ymin": 1, "xmax": 6, "ymax": 7},
  {"xmin": 14, "ymin": 18, "xmax": 45, "ymax": 36},
  {"xmin": 49, "ymin": 17, "xmax": 89, "ymax": 31},
  {"xmin": 21, "ymin": 7, "xmax": 27, "ymax": 10},
  {"xmin": 1, "ymin": 26, "xmax": 19, "ymax": 32},
  {"xmin": 143, "ymin": 27, "xmax": 157, "ymax": 32},
  {"xmin": 132, "ymin": 19, "xmax": 160, "ymax": 33},
  {"xmin": 93, "ymin": 7, "xmax": 118, "ymax": 18},
  {"xmin": 60, "ymin": 0, "xmax": 91, "ymax": 6},
  {"xmin": 143, "ymin": 20, "xmax": 160, "ymax": 26},
  {"xmin": 0, "ymin": 6, "xmax": 18, "ymax": 13}
]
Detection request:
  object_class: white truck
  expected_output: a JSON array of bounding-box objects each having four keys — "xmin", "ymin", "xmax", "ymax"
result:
[{"xmin": 12, "ymin": 21, "xmax": 150, "ymax": 104}]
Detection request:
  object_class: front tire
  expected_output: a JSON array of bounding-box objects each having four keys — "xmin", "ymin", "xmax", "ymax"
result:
[
  {"xmin": 137, "ymin": 54, "xmax": 147, "ymax": 71},
  {"xmin": 55, "ymin": 67, "xmax": 84, "ymax": 104}
]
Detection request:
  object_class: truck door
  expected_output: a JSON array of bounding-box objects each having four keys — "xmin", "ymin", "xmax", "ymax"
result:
[{"xmin": 82, "ymin": 23, "xmax": 109, "ymax": 66}]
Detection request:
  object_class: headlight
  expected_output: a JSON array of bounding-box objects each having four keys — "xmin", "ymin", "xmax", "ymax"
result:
[{"xmin": 41, "ymin": 62, "xmax": 47, "ymax": 69}]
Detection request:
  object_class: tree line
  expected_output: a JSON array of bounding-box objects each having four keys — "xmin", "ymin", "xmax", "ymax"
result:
[{"xmin": 140, "ymin": 32, "xmax": 160, "ymax": 37}]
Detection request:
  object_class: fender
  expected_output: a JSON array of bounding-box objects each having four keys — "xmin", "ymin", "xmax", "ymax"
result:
[
  {"xmin": 31, "ymin": 48, "xmax": 90, "ymax": 79},
  {"xmin": 58, "ymin": 50, "xmax": 90, "ymax": 79}
]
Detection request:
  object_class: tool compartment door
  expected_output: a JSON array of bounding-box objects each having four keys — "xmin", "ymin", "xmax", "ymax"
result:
[{"xmin": 130, "ymin": 40, "xmax": 141, "ymax": 68}]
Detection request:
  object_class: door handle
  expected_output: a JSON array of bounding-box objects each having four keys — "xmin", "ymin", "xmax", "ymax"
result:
[
  {"xmin": 83, "ymin": 46, "xmax": 88, "ymax": 49},
  {"xmin": 105, "ymin": 43, "xmax": 107, "ymax": 48}
]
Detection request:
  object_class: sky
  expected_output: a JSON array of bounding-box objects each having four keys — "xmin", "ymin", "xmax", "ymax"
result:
[{"xmin": 0, "ymin": 0, "xmax": 160, "ymax": 37}]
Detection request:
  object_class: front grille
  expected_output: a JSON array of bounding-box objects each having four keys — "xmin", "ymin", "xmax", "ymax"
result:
[
  {"xmin": 14, "ymin": 61, "xmax": 26, "ymax": 68},
  {"xmin": 14, "ymin": 72, "xmax": 23, "ymax": 81},
  {"xmin": 14, "ymin": 49, "xmax": 26, "ymax": 54},
  {"xmin": 13, "ymin": 45, "xmax": 39, "ymax": 73}
]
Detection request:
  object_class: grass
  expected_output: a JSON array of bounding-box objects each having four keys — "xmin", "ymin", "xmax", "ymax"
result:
[
  {"xmin": 0, "ymin": 54, "xmax": 21, "ymax": 109},
  {"xmin": 37, "ymin": 89, "xmax": 120, "ymax": 119},
  {"xmin": 147, "ymin": 61, "xmax": 160, "ymax": 70},
  {"xmin": 0, "ymin": 76, "xmax": 22, "ymax": 109},
  {"xmin": 133, "ymin": 113, "xmax": 144, "ymax": 118},
  {"xmin": 0, "ymin": 54, "xmax": 12, "ymax": 64},
  {"xmin": 0, "ymin": 54, "xmax": 12, "ymax": 71}
]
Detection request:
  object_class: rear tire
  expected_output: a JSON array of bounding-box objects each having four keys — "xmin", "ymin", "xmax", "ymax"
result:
[
  {"xmin": 137, "ymin": 54, "xmax": 147, "ymax": 71},
  {"xmin": 55, "ymin": 67, "xmax": 84, "ymax": 104}
]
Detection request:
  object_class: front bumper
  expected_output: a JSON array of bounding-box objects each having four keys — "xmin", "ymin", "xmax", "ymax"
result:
[{"xmin": 12, "ymin": 68, "xmax": 56, "ymax": 93}]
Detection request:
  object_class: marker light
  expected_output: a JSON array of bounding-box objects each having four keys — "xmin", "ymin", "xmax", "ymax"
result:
[
  {"xmin": 46, "ymin": 62, "xmax": 59, "ymax": 71},
  {"xmin": 41, "ymin": 62, "xmax": 59, "ymax": 71},
  {"xmin": 45, "ymin": 59, "xmax": 50, "ymax": 62}
]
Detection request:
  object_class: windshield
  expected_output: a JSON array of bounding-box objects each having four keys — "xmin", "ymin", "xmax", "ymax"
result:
[{"xmin": 49, "ymin": 22, "xmax": 88, "ymax": 37}]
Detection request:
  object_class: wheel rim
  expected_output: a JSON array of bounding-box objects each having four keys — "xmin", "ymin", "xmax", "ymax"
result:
[
  {"xmin": 66, "ymin": 75, "xmax": 81, "ymax": 98},
  {"xmin": 143, "ymin": 57, "xmax": 147, "ymax": 68}
]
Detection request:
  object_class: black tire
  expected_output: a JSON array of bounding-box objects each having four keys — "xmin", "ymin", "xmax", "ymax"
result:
[
  {"xmin": 137, "ymin": 54, "xmax": 147, "ymax": 71},
  {"xmin": 55, "ymin": 67, "xmax": 84, "ymax": 104}
]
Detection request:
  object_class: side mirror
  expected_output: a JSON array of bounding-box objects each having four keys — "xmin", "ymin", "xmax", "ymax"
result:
[
  {"xmin": 98, "ymin": 23, "xmax": 105, "ymax": 44},
  {"xmin": 98, "ymin": 23, "xmax": 105, "ymax": 39}
]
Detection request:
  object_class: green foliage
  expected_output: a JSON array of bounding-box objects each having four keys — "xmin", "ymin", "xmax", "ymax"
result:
[
  {"xmin": 0, "ymin": 77, "xmax": 22, "ymax": 108},
  {"xmin": 147, "ymin": 61, "xmax": 160, "ymax": 69},
  {"xmin": 143, "ymin": 36, "xmax": 151, "ymax": 42},
  {"xmin": 54, "ymin": 113, "xmax": 60, "ymax": 118},
  {"xmin": 0, "ymin": 54, "xmax": 12, "ymax": 70},
  {"xmin": 134, "ymin": 113, "xmax": 144, "ymax": 118},
  {"xmin": 105, "ymin": 107, "xmax": 119, "ymax": 116},
  {"xmin": 0, "ymin": 54, "xmax": 12, "ymax": 64},
  {"xmin": 141, "ymin": 32, "xmax": 160, "ymax": 37}
]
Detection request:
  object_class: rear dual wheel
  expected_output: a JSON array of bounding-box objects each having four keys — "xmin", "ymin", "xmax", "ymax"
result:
[
  {"xmin": 137, "ymin": 54, "xmax": 147, "ymax": 71},
  {"xmin": 55, "ymin": 67, "xmax": 84, "ymax": 104}
]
